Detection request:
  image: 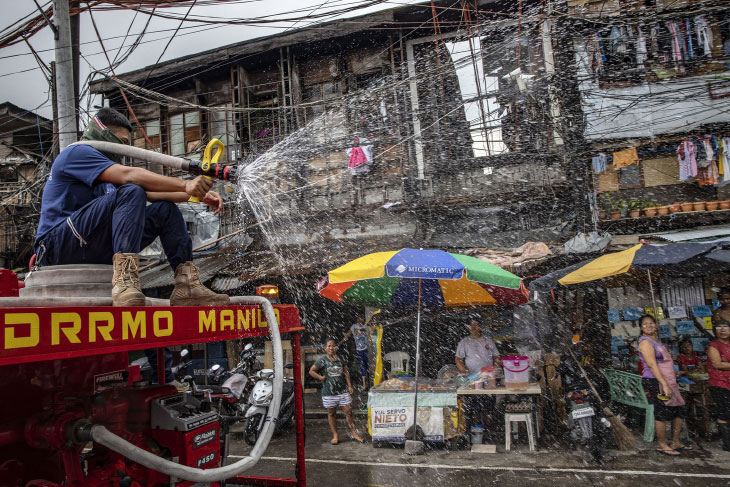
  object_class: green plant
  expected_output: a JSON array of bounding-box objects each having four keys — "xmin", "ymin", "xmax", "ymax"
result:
[
  {"xmin": 598, "ymin": 193, "xmax": 613, "ymax": 210},
  {"xmin": 627, "ymin": 200, "xmax": 643, "ymax": 211},
  {"xmin": 610, "ymin": 198, "xmax": 626, "ymax": 212}
]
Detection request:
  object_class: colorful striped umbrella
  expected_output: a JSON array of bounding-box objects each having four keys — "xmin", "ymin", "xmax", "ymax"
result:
[
  {"xmin": 317, "ymin": 248, "xmax": 527, "ymax": 443},
  {"xmin": 318, "ymin": 248, "xmax": 528, "ymax": 307}
]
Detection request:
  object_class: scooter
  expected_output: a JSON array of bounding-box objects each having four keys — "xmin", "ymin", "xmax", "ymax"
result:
[
  {"xmin": 243, "ymin": 363, "xmax": 296, "ymax": 446},
  {"xmin": 557, "ymin": 353, "xmax": 611, "ymax": 463}
]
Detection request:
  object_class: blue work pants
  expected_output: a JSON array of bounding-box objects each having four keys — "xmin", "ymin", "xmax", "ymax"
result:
[{"xmin": 35, "ymin": 184, "xmax": 192, "ymax": 271}]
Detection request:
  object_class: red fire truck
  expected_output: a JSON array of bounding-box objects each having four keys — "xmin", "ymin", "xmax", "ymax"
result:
[{"xmin": 0, "ymin": 269, "xmax": 306, "ymax": 486}]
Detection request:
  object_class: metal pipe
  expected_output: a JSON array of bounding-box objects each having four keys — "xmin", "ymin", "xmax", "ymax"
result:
[
  {"xmin": 411, "ymin": 278, "xmax": 422, "ymax": 441},
  {"xmin": 81, "ymin": 296, "xmax": 283, "ymax": 482}
]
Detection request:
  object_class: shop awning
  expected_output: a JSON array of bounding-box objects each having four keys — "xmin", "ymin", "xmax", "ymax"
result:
[
  {"xmin": 529, "ymin": 241, "xmax": 730, "ymax": 292},
  {"xmin": 646, "ymin": 226, "xmax": 730, "ymax": 242}
]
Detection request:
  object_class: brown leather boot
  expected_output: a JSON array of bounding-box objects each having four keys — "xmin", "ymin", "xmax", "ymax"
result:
[
  {"xmin": 170, "ymin": 261, "xmax": 230, "ymax": 306},
  {"xmin": 112, "ymin": 253, "xmax": 146, "ymax": 306}
]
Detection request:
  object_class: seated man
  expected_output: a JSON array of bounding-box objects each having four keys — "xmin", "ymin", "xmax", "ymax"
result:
[
  {"xmin": 33, "ymin": 107, "xmax": 229, "ymax": 307},
  {"xmin": 456, "ymin": 320, "xmax": 501, "ymax": 374}
]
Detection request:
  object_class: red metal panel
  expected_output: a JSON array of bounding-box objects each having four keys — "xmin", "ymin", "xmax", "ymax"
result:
[{"xmin": 0, "ymin": 305, "xmax": 301, "ymax": 366}]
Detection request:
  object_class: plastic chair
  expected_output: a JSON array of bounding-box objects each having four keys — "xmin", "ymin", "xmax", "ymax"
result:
[
  {"xmin": 601, "ymin": 368, "xmax": 655, "ymax": 442},
  {"xmin": 504, "ymin": 413, "xmax": 536, "ymax": 451},
  {"xmin": 383, "ymin": 351, "xmax": 410, "ymax": 376}
]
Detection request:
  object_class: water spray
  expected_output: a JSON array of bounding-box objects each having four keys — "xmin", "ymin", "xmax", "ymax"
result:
[{"xmin": 70, "ymin": 140, "xmax": 238, "ymax": 182}]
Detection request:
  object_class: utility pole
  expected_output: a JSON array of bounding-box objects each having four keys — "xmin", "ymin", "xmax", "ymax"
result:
[
  {"xmin": 50, "ymin": 61, "xmax": 59, "ymax": 159},
  {"xmin": 54, "ymin": 0, "xmax": 77, "ymax": 149}
]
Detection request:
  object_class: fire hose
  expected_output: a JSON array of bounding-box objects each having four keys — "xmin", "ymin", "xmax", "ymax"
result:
[
  {"xmin": 74, "ymin": 296, "xmax": 283, "ymax": 483},
  {"xmin": 70, "ymin": 140, "xmax": 238, "ymax": 181}
]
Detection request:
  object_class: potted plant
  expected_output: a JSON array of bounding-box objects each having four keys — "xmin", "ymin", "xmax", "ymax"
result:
[
  {"xmin": 680, "ymin": 201, "xmax": 695, "ymax": 212},
  {"xmin": 644, "ymin": 202, "xmax": 658, "ymax": 217},
  {"xmin": 721, "ymin": 200, "xmax": 730, "ymax": 210},
  {"xmin": 597, "ymin": 193, "xmax": 611, "ymax": 220},
  {"xmin": 610, "ymin": 198, "xmax": 625, "ymax": 220},
  {"xmin": 669, "ymin": 202, "xmax": 681, "ymax": 213},
  {"xmin": 627, "ymin": 200, "xmax": 642, "ymax": 218},
  {"xmin": 693, "ymin": 201, "xmax": 706, "ymax": 211},
  {"xmin": 707, "ymin": 200, "xmax": 720, "ymax": 211},
  {"xmin": 656, "ymin": 205, "xmax": 670, "ymax": 216}
]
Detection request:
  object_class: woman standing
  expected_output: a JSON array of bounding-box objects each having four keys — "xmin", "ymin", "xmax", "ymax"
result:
[
  {"xmin": 637, "ymin": 315, "xmax": 688, "ymax": 456},
  {"xmin": 707, "ymin": 320, "xmax": 730, "ymax": 451},
  {"xmin": 309, "ymin": 338, "xmax": 365, "ymax": 445}
]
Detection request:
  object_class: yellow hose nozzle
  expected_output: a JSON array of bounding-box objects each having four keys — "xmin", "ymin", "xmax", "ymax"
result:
[{"xmin": 189, "ymin": 138, "xmax": 224, "ymax": 203}]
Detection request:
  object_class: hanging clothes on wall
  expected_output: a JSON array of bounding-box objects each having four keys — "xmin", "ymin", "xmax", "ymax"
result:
[
  {"xmin": 695, "ymin": 16, "xmax": 714, "ymax": 56},
  {"xmin": 684, "ymin": 18, "xmax": 695, "ymax": 60},
  {"xmin": 592, "ymin": 153, "xmax": 608, "ymax": 174},
  {"xmin": 692, "ymin": 136, "xmax": 710, "ymax": 168},
  {"xmin": 677, "ymin": 139, "xmax": 698, "ymax": 182},
  {"xmin": 585, "ymin": 33, "xmax": 605, "ymax": 79},
  {"xmin": 347, "ymin": 136, "xmax": 374, "ymax": 175},
  {"xmin": 698, "ymin": 160, "xmax": 719, "ymax": 186},
  {"xmin": 720, "ymin": 137, "xmax": 730, "ymax": 187},
  {"xmin": 666, "ymin": 21, "xmax": 686, "ymax": 74},
  {"xmin": 636, "ymin": 25, "xmax": 648, "ymax": 68},
  {"xmin": 612, "ymin": 147, "xmax": 639, "ymax": 168}
]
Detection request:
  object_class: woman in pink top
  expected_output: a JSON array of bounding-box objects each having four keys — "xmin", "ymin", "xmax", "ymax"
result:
[
  {"xmin": 637, "ymin": 315, "xmax": 688, "ymax": 455},
  {"xmin": 707, "ymin": 318, "xmax": 730, "ymax": 451}
]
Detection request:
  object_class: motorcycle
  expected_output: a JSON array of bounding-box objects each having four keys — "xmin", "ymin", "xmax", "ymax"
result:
[
  {"xmin": 130, "ymin": 348, "xmax": 192, "ymax": 383},
  {"xmin": 204, "ymin": 343, "xmax": 259, "ymax": 423},
  {"xmin": 243, "ymin": 362, "xmax": 296, "ymax": 446},
  {"xmin": 557, "ymin": 352, "xmax": 611, "ymax": 463}
]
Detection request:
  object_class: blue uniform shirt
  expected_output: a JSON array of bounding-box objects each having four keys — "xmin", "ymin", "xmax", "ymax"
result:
[{"xmin": 35, "ymin": 145, "xmax": 117, "ymax": 242}]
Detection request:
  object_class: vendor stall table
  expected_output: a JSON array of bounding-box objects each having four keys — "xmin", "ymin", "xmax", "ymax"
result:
[
  {"xmin": 367, "ymin": 389, "xmax": 459, "ymax": 444},
  {"xmin": 457, "ymin": 384, "xmax": 543, "ymax": 438}
]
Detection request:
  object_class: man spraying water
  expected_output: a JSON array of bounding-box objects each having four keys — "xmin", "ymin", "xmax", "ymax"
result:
[{"xmin": 33, "ymin": 107, "xmax": 229, "ymax": 307}]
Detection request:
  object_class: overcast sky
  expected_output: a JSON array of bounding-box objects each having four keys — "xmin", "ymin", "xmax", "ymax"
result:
[{"xmin": 0, "ymin": 1, "xmax": 421, "ymax": 120}]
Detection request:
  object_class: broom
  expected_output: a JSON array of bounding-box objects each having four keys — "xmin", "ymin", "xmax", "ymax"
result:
[{"xmin": 567, "ymin": 349, "xmax": 636, "ymax": 451}]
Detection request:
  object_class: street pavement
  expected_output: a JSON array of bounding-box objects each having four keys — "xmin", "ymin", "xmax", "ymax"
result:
[{"xmin": 226, "ymin": 393, "xmax": 730, "ymax": 487}]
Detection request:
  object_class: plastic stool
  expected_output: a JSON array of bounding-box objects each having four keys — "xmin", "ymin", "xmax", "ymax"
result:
[{"xmin": 504, "ymin": 413, "xmax": 536, "ymax": 452}]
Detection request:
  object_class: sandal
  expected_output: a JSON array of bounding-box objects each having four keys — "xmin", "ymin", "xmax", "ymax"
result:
[
  {"xmin": 331, "ymin": 439, "xmax": 339, "ymax": 445},
  {"xmin": 673, "ymin": 444, "xmax": 692, "ymax": 451},
  {"xmin": 656, "ymin": 448, "xmax": 680, "ymax": 456}
]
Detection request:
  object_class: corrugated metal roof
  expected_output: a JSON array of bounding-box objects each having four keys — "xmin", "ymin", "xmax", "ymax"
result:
[
  {"xmin": 211, "ymin": 276, "xmax": 244, "ymax": 292},
  {"xmin": 648, "ymin": 226, "xmax": 730, "ymax": 242},
  {"xmin": 140, "ymin": 255, "xmax": 231, "ymax": 290}
]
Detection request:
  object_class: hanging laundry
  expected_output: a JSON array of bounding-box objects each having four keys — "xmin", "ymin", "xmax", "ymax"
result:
[
  {"xmin": 609, "ymin": 26, "xmax": 627, "ymax": 55},
  {"xmin": 703, "ymin": 136, "xmax": 716, "ymax": 166},
  {"xmin": 636, "ymin": 25, "xmax": 648, "ymax": 68},
  {"xmin": 677, "ymin": 140, "xmax": 698, "ymax": 182},
  {"xmin": 691, "ymin": 136, "xmax": 709, "ymax": 168},
  {"xmin": 720, "ymin": 137, "xmax": 730, "ymax": 187},
  {"xmin": 347, "ymin": 136, "xmax": 374, "ymax": 175},
  {"xmin": 698, "ymin": 160, "xmax": 719, "ymax": 186},
  {"xmin": 592, "ymin": 153, "xmax": 608, "ymax": 174},
  {"xmin": 695, "ymin": 16, "xmax": 714, "ymax": 56},
  {"xmin": 612, "ymin": 147, "xmax": 639, "ymax": 168},
  {"xmin": 684, "ymin": 18, "xmax": 694, "ymax": 60},
  {"xmin": 586, "ymin": 33, "xmax": 605, "ymax": 78},
  {"xmin": 666, "ymin": 21, "xmax": 686, "ymax": 74}
]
